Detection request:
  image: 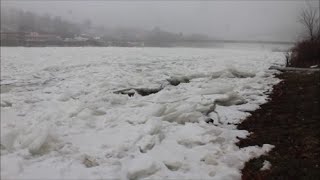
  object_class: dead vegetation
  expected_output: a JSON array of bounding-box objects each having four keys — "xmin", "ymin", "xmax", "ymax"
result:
[
  {"xmin": 238, "ymin": 72, "xmax": 320, "ymax": 180},
  {"xmin": 288, "ymin": 5, "xmax": 320, "ymax": 68}
]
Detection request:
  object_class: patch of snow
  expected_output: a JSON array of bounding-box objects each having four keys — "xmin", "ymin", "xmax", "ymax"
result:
[
  {"xmin": 124, "ymin": 154, "xmax": 160, "ymax": 180},
  {"xmin": 261, "ymin": 160, "xmax": 272, "ymax": 171}
]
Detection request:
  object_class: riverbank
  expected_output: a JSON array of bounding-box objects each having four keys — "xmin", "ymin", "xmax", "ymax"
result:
[{"xmin": 238, "ymin": 71, "xmax": 320, "ymax": 179}]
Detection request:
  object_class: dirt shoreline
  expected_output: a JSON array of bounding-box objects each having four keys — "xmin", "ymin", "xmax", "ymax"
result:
[{"xmin": 237, "ymin": 71, "xmax": 320, "ymax": 180}]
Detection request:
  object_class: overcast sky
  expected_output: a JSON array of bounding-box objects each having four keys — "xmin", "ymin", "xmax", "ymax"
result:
[{"xmin": 3, "ymin": 0, "xmax": 319, "ymax": 42}]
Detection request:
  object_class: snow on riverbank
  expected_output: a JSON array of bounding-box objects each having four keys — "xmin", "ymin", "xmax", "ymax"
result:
[{"xmin": 1, "ymin": 47, "xmax": 283, "ymax": 179}]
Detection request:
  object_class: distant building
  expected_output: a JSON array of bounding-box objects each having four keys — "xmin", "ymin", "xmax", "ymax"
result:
[
  {"xmin": 72, "ymin": 34, "xmax": 92, "ymax": 42},
  {"xmin": 1, "ymin": 32, "xmax": 26, "ymax": 46},
  {"xmin": 25, "ymin": 32, "xmax": 62, "ymax": 43},
  {"xmin": 73, "ymin": 36, "xmax": 89, "ymax": 41},
  {"xmin": 1, "ymin": 32, "xmax": 107, "ymax": 47},
  {"xmin": 64, "ymin": 38, "xmax": 74, "ymax": 42}
]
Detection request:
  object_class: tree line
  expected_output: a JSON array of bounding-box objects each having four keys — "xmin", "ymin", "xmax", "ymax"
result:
[{"xmin": 1, "ymin": 8, "xmax": 85, "ymax": 38}]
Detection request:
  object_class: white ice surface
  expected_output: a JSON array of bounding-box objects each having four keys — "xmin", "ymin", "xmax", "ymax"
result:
[{"xmin": 1, "ymin": 47, "xmax": 283, "ymax": 179}]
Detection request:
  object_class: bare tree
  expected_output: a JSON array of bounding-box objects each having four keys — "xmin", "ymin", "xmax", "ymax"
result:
[{"xmin": 299, "ymin": 5, "xmax": 319, "ymax": 40}]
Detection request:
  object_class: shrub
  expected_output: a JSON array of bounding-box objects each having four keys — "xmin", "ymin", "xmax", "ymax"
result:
[{"xmin": 289, "ymin": 40, "xmax": 320, "ymax": 68}]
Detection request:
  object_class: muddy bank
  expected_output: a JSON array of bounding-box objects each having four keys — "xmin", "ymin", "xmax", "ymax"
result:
[{"xmin": 237, "ymin": 71, "xmax": 320, "ymax": 180}]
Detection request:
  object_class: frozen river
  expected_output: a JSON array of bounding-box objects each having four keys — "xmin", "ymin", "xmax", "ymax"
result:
[{"xmin": 1, "ymin": 47, "xmax": 284, "ymax": 179}]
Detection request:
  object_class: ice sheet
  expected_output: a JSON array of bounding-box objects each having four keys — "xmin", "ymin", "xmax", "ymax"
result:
[{"xmin": 1, "ymin": 47, "xmax": 284, "ymax": 179}]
